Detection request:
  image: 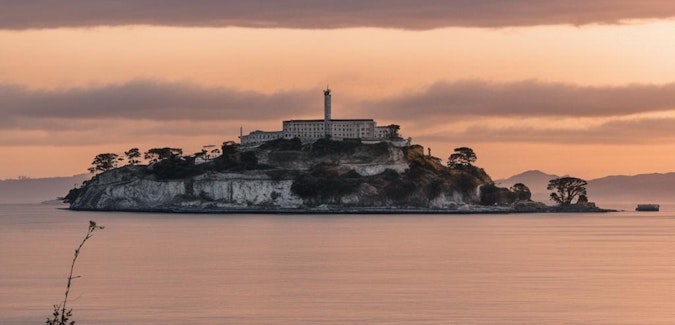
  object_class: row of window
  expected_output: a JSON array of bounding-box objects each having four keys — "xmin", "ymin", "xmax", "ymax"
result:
[
  {"xmin": 247, "ymin": 130, "xmax": 386, "ymax": 139},
  {"xmin": 284, "ymin": 126, "xmax": 370, "ymax": 131},
  {"xmin": 244, "ymin": 132, "xmax": 391, "ymax": 145}
]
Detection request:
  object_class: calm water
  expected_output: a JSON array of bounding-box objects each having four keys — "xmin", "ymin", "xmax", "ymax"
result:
[{"xmin": 2, "ymin": 204, "xmax": 675, "ymax": 324}]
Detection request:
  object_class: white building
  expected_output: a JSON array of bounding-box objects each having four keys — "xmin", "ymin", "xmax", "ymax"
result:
[
  {"xmin": 240, "ymin": 88, "xmax": 400, "ymax": 146},
  {"xmin": 238, "ymin": 130, "xmax": 285, "ymax": 147}
]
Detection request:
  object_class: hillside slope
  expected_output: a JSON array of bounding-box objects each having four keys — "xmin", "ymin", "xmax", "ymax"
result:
[{"xmin": 66, "ymin": 139, "xmax": 513, "ymax": 212}]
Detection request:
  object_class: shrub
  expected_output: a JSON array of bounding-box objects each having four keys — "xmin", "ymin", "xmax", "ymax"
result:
[
  {"xmin": 380, "ymin": 169, "xmax": 400, "ymax": 181},
  {"xmin": 451, "ymin": 171, "xmax": 480, "ymax": 194},
  {"xmin": 383, "ymin": 179, "xmax": 416, "ymax": 201},
  {"xmin": 480, "ymin": 183, "xmax": 515, "ymax": 205},
  {"xmin": 152, "ymin": 158, "xmax": 204, "ymax": 179},
  {"xmin": 310, "ymin": 138, "xmax": 361, "ymax": 157},
  {"xmin": 427, "ymin": 179, "xmax": 445, "ymax": 199},
  {"xmin": 239, "ymin": 151, "xmax": 259, "ymax": 169},
  {"xmin": 291, "ymin": 174, "xmax": 321, "ymax": 198},
  {"xmin": 47, "ymin": 221, "xmax": 104, "ymax": 325},
  {"xmin": 291, "ymin": 166, "xmax": 361, "ymax": 200},
  {"xmin": 259, "ymin": 137, "xmax": 302, "ymax": 151},
  {"xmin": 342, "ymin": 170, "xmax": 362, "ymax": 179}
]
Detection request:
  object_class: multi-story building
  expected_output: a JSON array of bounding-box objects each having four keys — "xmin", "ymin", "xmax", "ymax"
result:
[{"xmin": 240, "ymin": 88, "xmax": 400, "ymax": 147}]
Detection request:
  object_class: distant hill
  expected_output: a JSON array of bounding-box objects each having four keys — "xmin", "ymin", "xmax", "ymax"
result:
[
  {"xmin": 495, "ymin": 170, "xmax": 559, "ymax": 202},
  {"xmin": 0, "ymin": 174, "xmax": 90, "ymax": 204},
  {"xmin": 498, "ymin": 170, "xmax": 675, "ymax": 206},
  {"xmin": 587, "ymin": 173, "xmax": 675, "ymax": 204}
]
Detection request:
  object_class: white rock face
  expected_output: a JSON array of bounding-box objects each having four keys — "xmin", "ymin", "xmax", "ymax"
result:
[
  {"xmin": 191, "ymin": 173, "xmax": 303, "ymax": 208},
  {"xmin": 428, "ymin": 191, "xmax": 479, "ymax": 208},
  {"xmin": 103, "ymin": 179, "xmax": 185, "ymax": 209},
  {"xmin": 71, "ymin": 169, "xmax": 303, "ymax": 210},
  {"xmin": 349, "ymin": 164, "xmax": 408, "ymax": 176},
  {"xmin": 69, "ymin": 143, "xmax": 487, "ymax": 212},
  {"xmin": 343, "ymin": 145, "xmax": 408, "ymax": 176}
]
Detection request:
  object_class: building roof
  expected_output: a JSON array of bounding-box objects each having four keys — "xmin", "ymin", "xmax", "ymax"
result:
[
  {"xmin": 247, "ymin": 130, "xmax": 282, "ymax": 134},
  {"xmin": 283, "ymin": 119, "xmax": 375, "ymax": 123}
]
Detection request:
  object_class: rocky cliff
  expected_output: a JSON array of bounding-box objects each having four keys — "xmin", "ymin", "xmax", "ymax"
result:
[{"xmin": 66, "ymin": 139, "xmax": 511, "ymax": 212}]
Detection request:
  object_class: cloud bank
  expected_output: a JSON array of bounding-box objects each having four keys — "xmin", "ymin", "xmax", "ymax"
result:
[
  {"xmin": 2, "ymin": 1, "xmax": 675, "ymax": 30},
  {"xmin": 3, "ymin": 79, "xmax": 675, "ymax": 145},
  {"xmin": 419, "ymin": 117, "xmax": 675, "ymax": 145},
  {"xmin": 4, "ymin": 80, "xmax": 674, "ymax": 128},
  {"xmin": 1, "ymin": 81, "xmax": 317, "ymax": 127},
  {"xmin": 368, "ymin": 80, "xmax": 675, "ymax": 120}
]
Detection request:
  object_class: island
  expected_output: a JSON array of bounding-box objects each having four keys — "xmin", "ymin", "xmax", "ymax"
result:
[{"xmin": 64, "ymin": 88, "xmax": 611, "ymax": 213}]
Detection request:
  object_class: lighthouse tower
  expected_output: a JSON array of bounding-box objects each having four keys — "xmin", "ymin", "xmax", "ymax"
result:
[{"xmin": 323, "ymin": 86, "xmax": 331, "ymax": 138}]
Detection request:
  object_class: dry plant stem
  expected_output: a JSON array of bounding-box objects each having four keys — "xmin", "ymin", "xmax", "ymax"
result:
[{"xmin": 60, "ymin": 222, "xmax": 102, "ymax": 324}]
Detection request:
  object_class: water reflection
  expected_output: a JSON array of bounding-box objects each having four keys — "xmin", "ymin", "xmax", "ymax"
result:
[{"xmin": 1, "ymin": 205, "xmax": 675, "ymax": 324}]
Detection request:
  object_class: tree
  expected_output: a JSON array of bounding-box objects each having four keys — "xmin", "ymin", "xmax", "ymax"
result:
[
  {"xmin": 386, "ymin": 124, "xmax": 401, "ymax": 138},
  {"xmin": 193, "ymin": 149, "xmax": 208, "ymax": 161},
  {"xmin": 210, "ymin": 148, "xmax": 221, "ymax": 158},
  {"xmin": 124, "ymin": 147, "xmax": 142, "ymax": 165},
  {"xmin": 144, "ymin": 147, "xmax": 183, "ymax": 163},
  {"xmin": 480, "ymin": 183, "xmax": 514, "ymax": 206},
  {"xmin": 89, "ymin": 153, "xmax": 122, "ymax": 173},
  {"xmin": 547, "ymin": 177, "xmax": 588, "ymax": 205},
  {"xmin": 221, "ymin": 141, "xmax": 239, "ymax": 155},
  {"xmin": 201, "ymin": 145, "xmax": 217, "ymax": 160},
  {"xmin": 448, "ymin": 147, "xmax": 477, "ymax": 169},
  {"xmin": 510, "ymin": 183, "xmax": 532, "ymax": 201}
]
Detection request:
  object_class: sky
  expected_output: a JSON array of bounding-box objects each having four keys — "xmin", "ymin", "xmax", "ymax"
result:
[{"xmin": 1, "ymin": 1, "xmax": 675, "ymax": 180}]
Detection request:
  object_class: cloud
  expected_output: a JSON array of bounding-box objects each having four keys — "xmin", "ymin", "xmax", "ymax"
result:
[
  {"xmin": 3, "ymin": 79, "xmax": 675, "ymax": 146},
  {"xmin": 419, "ymin": 117, "xmax": 675, "ymax": 145},
  {"xmin": 367, "ymin": 80, "xmax": 675, "ymax": 120},
  {"xmin": 0, "ymin": 120, "xmax": 248, "ymax": 146},
  {"xmin": 1, "ymin": 80, "xmax": 318, "ymax": 128},
  {"xmin": 4, "ymin": 80, "xmax": 675, "ymax": 130},
  {"xmin": 2, "ymin": 1, "xmax": 674, "ymax": 30}
]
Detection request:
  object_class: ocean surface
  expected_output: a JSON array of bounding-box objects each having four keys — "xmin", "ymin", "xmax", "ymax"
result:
[{"xmin": 2, "ymin": 203, "xmax": 675, "ymax": 324}]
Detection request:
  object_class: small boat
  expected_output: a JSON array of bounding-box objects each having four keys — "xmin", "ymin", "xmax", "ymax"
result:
[{"xmin": 636, "ymin": 204, "xmax": 660, "ymax": 212}]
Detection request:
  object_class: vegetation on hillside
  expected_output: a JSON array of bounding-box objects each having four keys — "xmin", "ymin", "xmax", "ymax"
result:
[{"xmin": 72, "ymin": 138, "xmax": 538, "ymax": 207}]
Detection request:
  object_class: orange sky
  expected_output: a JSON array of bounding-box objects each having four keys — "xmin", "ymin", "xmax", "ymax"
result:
[{"xmin": 1, "ymin": 4, "xmax": 675, "ymax": 180}]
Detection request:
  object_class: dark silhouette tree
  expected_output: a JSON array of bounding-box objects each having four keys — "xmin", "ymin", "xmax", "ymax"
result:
[
  {"xmin": 386, "ymin": 124, "xmax": 401, "ymax": 138},
  {"xmin": 210, "ymin": 148, "xmax": 221, "ymax": 158},
  {"xmin": 89, "ymin": 153, "xmax": 122, "ymax": 173},
  {"xmin": 194, "ymin": 149, "xmax": 208, "ymax": 161},
  {"xmin": 510, "ymin": 183, "xmax": 532, "ymax": 201},
  {"xmin": 547, "ymin": 177, "xmax": 588, "ymax": 205},
  {"xmin": 144, "ymin": 147, "xmax": 183, "ymax": 163},
  {"xmin": 448, "ymin": 147, "xmax": 477, "ymax": 169},
  {"xmin": 201, "ymin": 145, "xmax": 217, "ymax": 160},
  {"xmin": 124, "ymin": 147, "xmax": 142, "ymax": 165},
  {"xmin": 221, "ymin": 141, "xmax": 239, "ymax": 155}
]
